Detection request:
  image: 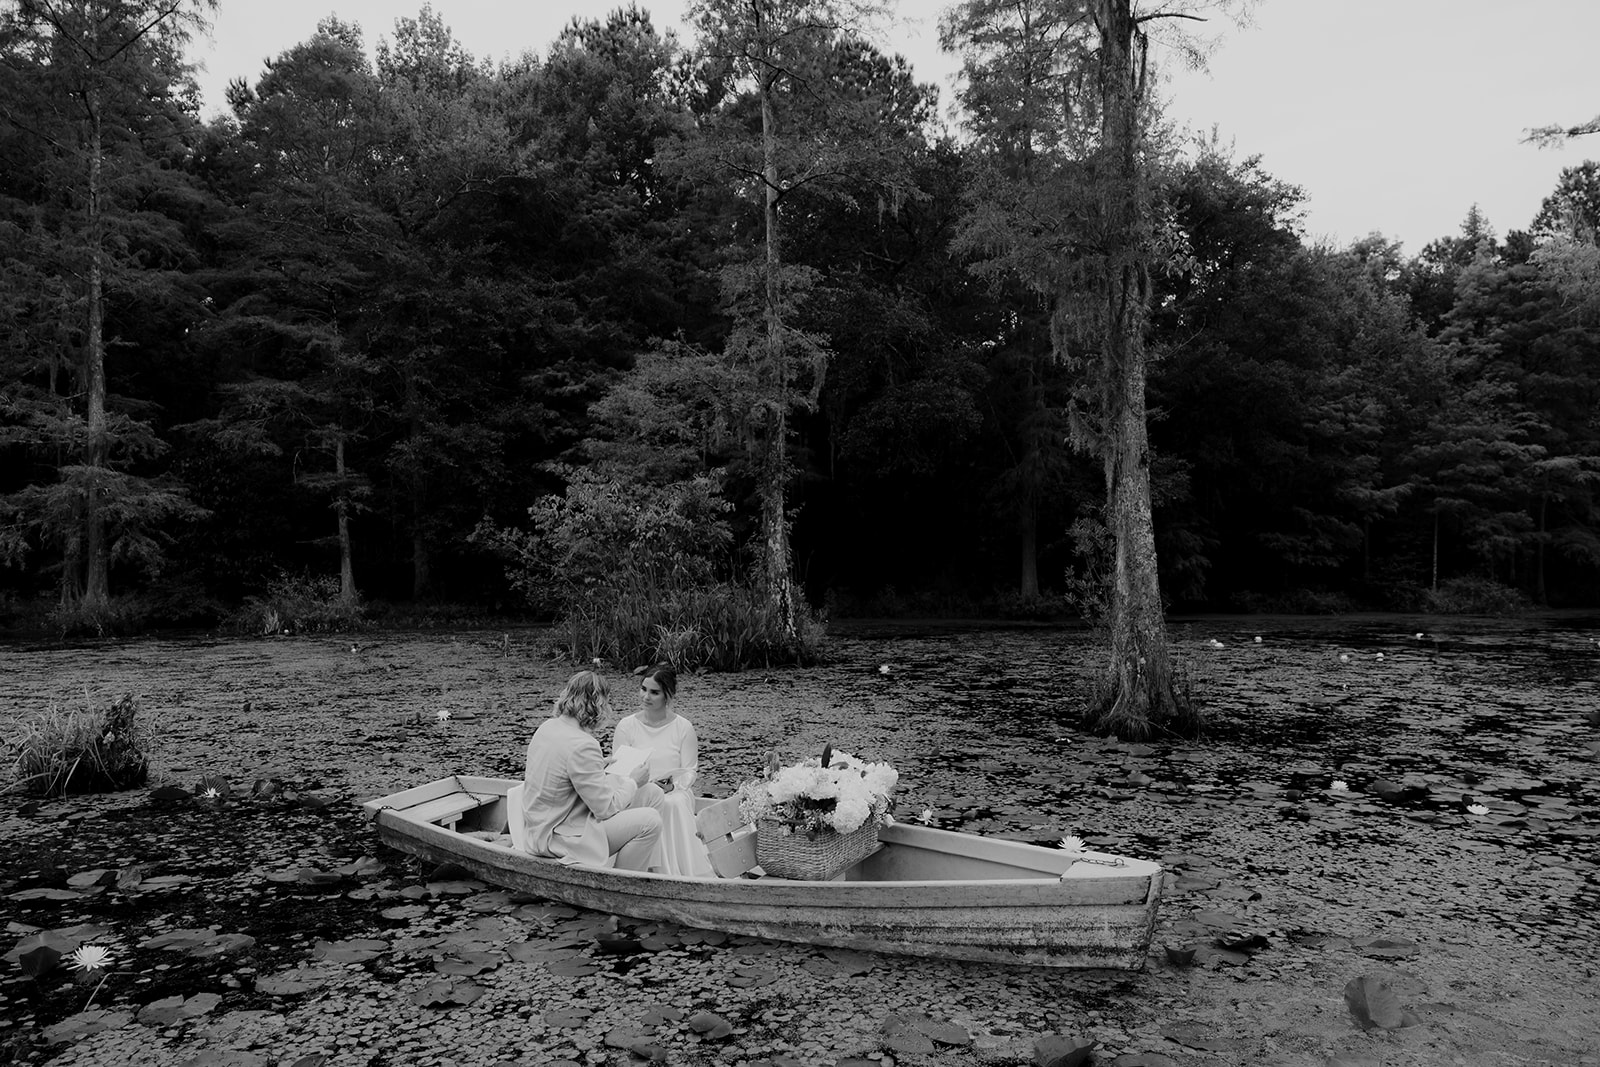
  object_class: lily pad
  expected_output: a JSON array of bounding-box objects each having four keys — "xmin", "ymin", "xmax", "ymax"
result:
[
  {"xmin": 1343, "ymin": 974, "xmax": 1420, "ymax": 1031},
  {"xmin": 137, "ymin": 992, "xmax": 222, "ymax": 1026},
  {"xmin": 1033, "ymin": 1034, "xmax": 1095, "ymax": 1067},
  {"xmin": 43, "ymin": 1009, "xmax": 133, "ymax": 1044},
  {"xmin": 18, "ymin": 943, "xmax": 62, "ymax": 976},
  {"xmin": 433, "ymin": 949, "xmax": 501, "ymax": 976},
  {"xmin": 255, "ymin": 966, "xmax": 339, "ymax": 995},
  {"xmin": 67, "ymin": 869, "xmax": 115, "ymax": 889},
  {"xmin": 545, "ymin": 957, "xmax": 600, "ymax": 977},
  {"xmin": 312, "ymin": 937, "xmax": 388, "ymax": 963},
  {"xmin": 409, "ymin": 979, "xmax": 486, "ymax": 1008},
  {"xmin": 9, "ymin": 887, "xmax": 81, "ymax": 902}
]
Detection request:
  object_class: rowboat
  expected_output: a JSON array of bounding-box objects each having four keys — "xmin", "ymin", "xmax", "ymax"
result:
[{"xmin": 362, "ymin": 775, "xmax": 1163, "ymax": 970}]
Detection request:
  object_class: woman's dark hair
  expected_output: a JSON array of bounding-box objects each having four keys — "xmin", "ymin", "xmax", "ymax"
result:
[{"xmin": 641, "ymin": 663, "xmax": 677, "ymax": 701}]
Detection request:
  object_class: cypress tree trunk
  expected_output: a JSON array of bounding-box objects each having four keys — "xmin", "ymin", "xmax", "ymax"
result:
[
  {"xmin": 760, "ymin": 60, "xmax": 796, "ymax": 635},
  {"xmin": 1019, "ymin": 494, "xmax": 1040, "ymax": 599},
  {"xmin": 1431, "ymin": 510, "xmax": 1439, "ymax": 592},
  {"xmin": 406, "ymin": 373, "xmax": 431, "ymax": 600},
  {"xmin": 334, "ymin": 434, "xmax": 357, "ymax": 608},
  {"xmin": 1535, "ymin": 494, "xmax": 1547, "ymax": 605},
  {"xmin": 1079, "ymin": 0, "xmax": 1193, "ymax": 740},
  {"xmin": 82, "ymin": 77, "xmax": 111, "ymax": 609}
]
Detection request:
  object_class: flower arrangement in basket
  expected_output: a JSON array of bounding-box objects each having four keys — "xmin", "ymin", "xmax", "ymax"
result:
[{"xmin": 735, "ymin": 744, "xmax": 898, "ymax": 880}]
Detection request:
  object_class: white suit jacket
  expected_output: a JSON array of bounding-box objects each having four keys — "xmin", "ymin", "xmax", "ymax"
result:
[{"xmin": 520, "ymin": 715, "xmax": 637, "ymax": 866}]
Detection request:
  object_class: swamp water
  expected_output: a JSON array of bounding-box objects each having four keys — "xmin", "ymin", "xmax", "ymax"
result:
[{"xmin": 1, "ymin": 617, "xmax": 1597, "ymax": 1066}]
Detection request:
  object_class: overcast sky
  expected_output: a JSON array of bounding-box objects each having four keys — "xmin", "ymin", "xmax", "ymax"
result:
[{"xmin": 187, "ymin": 0, "xmax": 1600, "ymax": 255}]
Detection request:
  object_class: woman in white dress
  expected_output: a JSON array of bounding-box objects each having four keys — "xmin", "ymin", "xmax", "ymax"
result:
[{"xmin": 611, "ymin": 664, "xmax": 715, "ymax": 878}]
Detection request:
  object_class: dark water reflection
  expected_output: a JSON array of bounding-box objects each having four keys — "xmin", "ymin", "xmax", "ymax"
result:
[{"xmin": 690, "ymin": 615, "xmax": 1600, "ymax": 955}]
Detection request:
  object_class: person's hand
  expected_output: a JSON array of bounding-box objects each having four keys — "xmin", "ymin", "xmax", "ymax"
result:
[
  {"xmin": 628, "ymin": 760, "xmax": 650, "ymax": 786},
  {"xmin": 656, "ymin": 777, "xmax": 675, "ymax": 794}
]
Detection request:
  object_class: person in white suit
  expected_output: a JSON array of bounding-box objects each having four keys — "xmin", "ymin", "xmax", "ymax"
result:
[{"xmin": 520, "ymin": 670, "xmax": 665, "ymax": 872}]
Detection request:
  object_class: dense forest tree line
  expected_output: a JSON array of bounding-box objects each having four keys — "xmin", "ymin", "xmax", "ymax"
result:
[{"xmin": 4, "ymin": 0, "xmax": 1600, "ymax": 645}]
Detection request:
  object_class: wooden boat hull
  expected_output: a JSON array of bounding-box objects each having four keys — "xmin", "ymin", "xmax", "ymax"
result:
[{"xmin": 363, "ymin": 775, "xmax": 1162, "ymax": 970}]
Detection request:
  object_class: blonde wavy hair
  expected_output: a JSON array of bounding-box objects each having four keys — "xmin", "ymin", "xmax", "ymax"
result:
[{"xmin": 552, "ymin": 670, "xmax": 609, "ymax": 732}]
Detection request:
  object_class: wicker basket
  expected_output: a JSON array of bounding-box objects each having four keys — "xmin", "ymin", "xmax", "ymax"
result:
[{"xmin": 756, "ymin": 819, "xmax": 879, "ymax": 880}]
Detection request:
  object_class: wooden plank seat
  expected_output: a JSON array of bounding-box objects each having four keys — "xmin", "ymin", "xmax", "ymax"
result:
[
  {"xmin": 400, "ymin": 792, "xmax": 480, "ymax": 830},
  {"xmin": 695, "ymin": 795, "xmax": 760, "ymax": 878}
]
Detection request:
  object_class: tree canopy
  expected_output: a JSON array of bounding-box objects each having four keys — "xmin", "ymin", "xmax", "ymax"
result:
[{"xmin": 4, "ymin": 0, "xmax": 1599, "ymax": 650}]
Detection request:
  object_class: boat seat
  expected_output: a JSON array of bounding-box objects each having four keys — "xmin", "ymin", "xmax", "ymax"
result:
[
  {"xmin": 403, "ymin": 792, "xmax": 479, "ymax": 831},
  {"xmin": 695, "ymin": 795, "xmax": 758, "ymax": 879}
]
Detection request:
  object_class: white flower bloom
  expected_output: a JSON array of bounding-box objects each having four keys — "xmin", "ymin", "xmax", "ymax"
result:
[
  {"xmin": 1059, "ymin": 835, "xmax": 1086, "ymax": 852},
  {"xmin": 832, "ymin": 796, "xmax": 872, "ymax": 832},
  {"xmin": 878, "ymin": 664, "xmax": 891, "ymax": 675},
  {"xmin": 1338, "ymin": 653, "xmax": 1350, "ymax": 663},
  {"xmin": 201, "ymin": 787, "xmax": 221, "ymax": 799},
  {"xmin": 1332, "ymin": 780, "xmax": 1349, "ymax": 792},
  {"xmin": 435, "ymin": 708, "xmax": 451, "ymax": 722},
  {"xmin": 68, "ymin": 945, "xmax": 113, "ymax": 972},
  {"xmin": 1467, "ymin": 803, "xmax": 1489, "ymax": 815},
  {"xmin": 917, "ymin": 807, "xmax": 935, "ymax": 825}
]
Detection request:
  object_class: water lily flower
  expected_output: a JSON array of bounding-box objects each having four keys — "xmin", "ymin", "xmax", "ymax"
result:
[
  {"xmin": 1207, "ymin": 638, "xmax": 1224, "ymax": 648},
  {"xmin": 435, "ymin": 708, "xmax": 451, "ymax": 722},
  {"xmin": 67, "ymin": 945, "xmax": 113, "ymax": 972},
  {"xmin": 1466, "ymin": 803, "xmax": 1489, "ymax": 815},
  {"xmin": 1058, "ymin": 835, "xmax": 1086, "ymax": 852},
  {"xmin": 1332, "ymin": 780, "xmax": 1349, "ymax": 792},
  {"xmin": 1375, "ymin": 652, "xmax": 1385, "ymax": 660},
  {"xmin": 1415, "ymin": 632, "xmax": 1425, "ymax": 639},
  {"xmin": 917, "ymin": 807, "xmax": 935, "ymax": 825},
  {"xmin": 201, "ymin": 787, "xmax": 221, "ymax": 800},
  {"xmin": 878, "ymin": 664, "xmax": 892, "ymax": 675},
  {"xmin": 1338, "ymin": 653, "xmax": 1350, "ymax": 663},
  {"xmin": 1254, "ymin": 636, "xmax": 1262, "ymax": 643}
]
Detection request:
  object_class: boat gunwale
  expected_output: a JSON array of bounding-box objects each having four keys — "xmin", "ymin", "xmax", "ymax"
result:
[{"xmin": 363, "ymin": 776, "xmax": 1161, "ymax": 896}]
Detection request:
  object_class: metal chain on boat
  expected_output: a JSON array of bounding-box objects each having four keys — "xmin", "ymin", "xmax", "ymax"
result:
[{"xmin": 1067, "ymin": 853, "xmax": 1126, "ymax": 867}]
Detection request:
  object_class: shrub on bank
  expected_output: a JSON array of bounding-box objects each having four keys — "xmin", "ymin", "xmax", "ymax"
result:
[
  {"xmin": 1425, "ymin": 576, "xmax": 1530, "ymax": 615},
  {"xmin": 8, "ymin": 694, "xmax": 151, "ymax": 797},
  {"xmin": 1228, "ymin": 588, "xmax": 1357, "ymax": 615},
  {"xmin": 229, "ymin": 571, "xmax": 363, "ymax": 634}
]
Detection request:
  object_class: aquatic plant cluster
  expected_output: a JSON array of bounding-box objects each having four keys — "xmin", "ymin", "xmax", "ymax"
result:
[{"xmin": 8, "ymin": 694, "xmax": 150, "ymax": 798}]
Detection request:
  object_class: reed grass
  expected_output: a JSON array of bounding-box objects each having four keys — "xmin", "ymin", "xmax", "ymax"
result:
[
  {"xmin": 554, "ymin": 581, "xmax": 825, "ymax": 671},
  {"xmin": 8, "ymin": 693, "xmax": 152, "ymax": 798}
]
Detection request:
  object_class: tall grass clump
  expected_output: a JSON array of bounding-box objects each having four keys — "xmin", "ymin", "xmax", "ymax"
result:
[
  {"xmin": 9, "ymin": 693, "xmax": 151, "ymax": 797},
  {"xmin": 478, "ymin": 468, "xmax": 825, "ymax": 670}
]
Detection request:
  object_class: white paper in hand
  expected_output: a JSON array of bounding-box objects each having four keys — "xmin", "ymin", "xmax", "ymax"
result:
[{"xmin": 609, "ymin": 745, "xmax": 651, "ymax": 778}]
